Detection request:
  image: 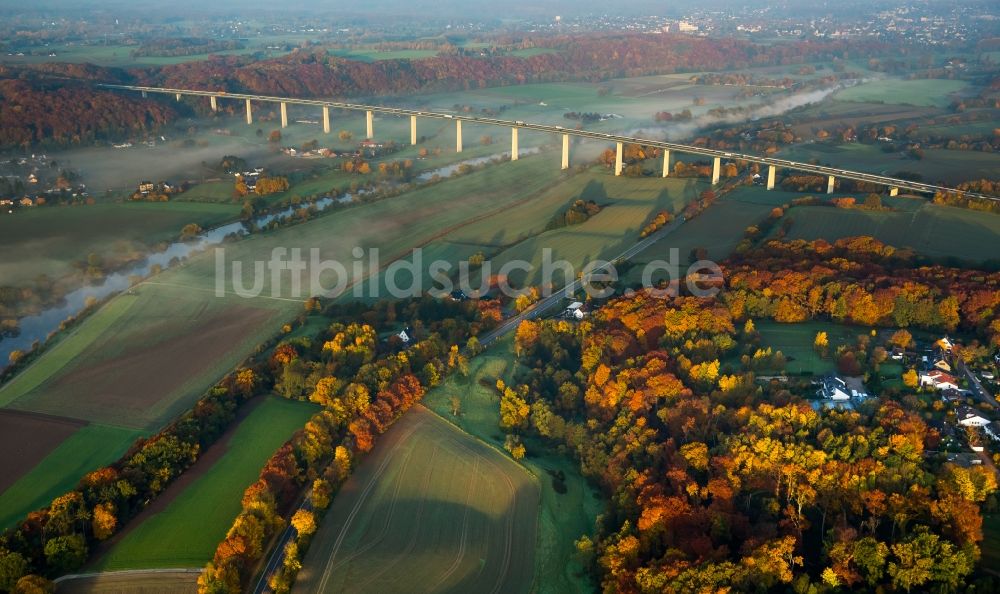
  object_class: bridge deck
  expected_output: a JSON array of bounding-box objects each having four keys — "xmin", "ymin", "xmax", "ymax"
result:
[{"xmin": 99, "ymin": 83, "xmax": 998, "ymax": 203}]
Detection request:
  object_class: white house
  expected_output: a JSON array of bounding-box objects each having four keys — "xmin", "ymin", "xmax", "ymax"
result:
[
  {"xmin": 920, "ymin": 370, "xmax": 959, "ymax": 391},
  {"xmin": 818, "ymin": 375, "xmax": 870, "ymax": 401},
  {"xmin": 955, "ymin": 405, "xmax": 990, "ymax": 428}
]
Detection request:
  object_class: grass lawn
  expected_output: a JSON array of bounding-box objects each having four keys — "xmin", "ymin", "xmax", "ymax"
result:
[
  {"xmin": 0, "ymin": 424, "xmax": 142, "ymax": 529},
  {"xmin": 833, "ymin": 79, "xmax": 968, "ymax": 108},
  {"xmin": 91, "ymin": 396, "xmax": 318, "ymax": 570},
  {"xmin": 423, "ymin": 335, "xmax": 601, "ymax": 594},
  {"xmin": 754, "ymin": 320, "xmax": 869, "ymax": 376},
  {"xmin": 0, "ymin": 202, "xmax": 239, "ymax": 286}
]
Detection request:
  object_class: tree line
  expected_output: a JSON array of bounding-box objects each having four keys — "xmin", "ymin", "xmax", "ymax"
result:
[{"xmin": 200, "ymin": 296, "xmax": 499, "ymax": 593}]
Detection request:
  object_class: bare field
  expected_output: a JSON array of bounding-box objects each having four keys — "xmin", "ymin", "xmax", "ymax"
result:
[
  {"xmin": 6, "ymin": 291, "xmax": 278, "ymax": 429},
  {"xmin": 55, "ymin": 570, "xmax": 200, "ymax": 594},
  {"xmin": 0, "ymin": 410, "xmax": 84, "ymax": 493},
  {"xmin": 294, "ymin": 405, "xmax": 539, "ymax": 594}
]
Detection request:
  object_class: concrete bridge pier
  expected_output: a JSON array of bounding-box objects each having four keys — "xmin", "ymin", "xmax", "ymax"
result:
[
  {"xmin": 245, "ymin": 99, "xmax": 253, "ymax": 125},
  {"xmin": 210, "ymin": 95, "xmax": 217, "ymax": 112},
  {"xmin": 712, "ymin": 157, "xmax": 721, "ymax": 184},
  {"xmin": 456, "ymin": 120, "xmax": 463, "ymax": 153},
  {"xmin": 366, "ymin": 110, "xmax": 374, "ymax": 139},
  {"xmin": 511, "ymin": 127, "xmax": 519, "ymax": 160},
  {"xmin": 322, "ymin": 106, "xmax": 330, "ymax": 134},
  {"xmin": 561, "ymin": 134, "xmax": 570, "ymax": 170},
  {"xmin": 175, "ymin": 93, "xmax": 181, "ymax": 101},
  {"xmin": 767, "ymin": 165, "xmax": 777, "ymax": 190},
  {"xmin": 410, "ymin": 116, "xmax": 418, "ymax": 145},
  {"xmin": 615, "ymin": 142, "xmax": 623, "ymax": 176},
  {"xmin": 827, "ymin": 175, "xmax": 836, "ymax": 194},
  {"xmin": 662, "ymin": 149, "xmax": 671, "ymax": 178},
  {"xmin": 889, "ymin": 186, "xmax": 899, "ymax": 197},
  {"xmin": 142, "ymin": 90, "xmax": 147, "ymax": 98},
  {"xmin": 280, "ymin": 102, "xmax": 288, "ymax": 128}
]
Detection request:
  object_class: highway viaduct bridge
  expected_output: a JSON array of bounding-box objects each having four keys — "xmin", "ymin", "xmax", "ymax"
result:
[{"xmin": 102, "ymin": 84, "xmax": 999, "ymax": 202}]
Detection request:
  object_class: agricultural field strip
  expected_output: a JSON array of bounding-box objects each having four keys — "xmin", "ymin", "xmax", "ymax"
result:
[
  {"xmin": 103, "ymin": 84, "xmax": 1000, "ymax": 202},
  {"xmin": 0, "ymin": 296, "xmax": 138, "ymax": 407},
  {"xmin": 304, "ymin": 405, "xmax": 535, "ymax": 594},
  {"xmin": 91, "ymin": 397, "xmax": 318, "ymax": 570}
]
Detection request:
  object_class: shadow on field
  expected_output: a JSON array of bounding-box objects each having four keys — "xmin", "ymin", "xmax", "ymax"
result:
[{"xmin": 313, "ymin": 493, "xmax": 536, "ymax": 594}]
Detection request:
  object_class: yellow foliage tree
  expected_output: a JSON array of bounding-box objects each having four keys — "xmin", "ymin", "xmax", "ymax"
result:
[
  {"xmin": 290, "ymin": 510, "xmax": 316, "ymax": 537},
  {"xmin": 92, "ymin": 502, "xmax": 117, "ymax": 540}
]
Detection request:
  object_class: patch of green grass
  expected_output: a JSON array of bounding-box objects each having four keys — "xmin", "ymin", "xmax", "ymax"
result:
[
  {"xmin": 481, "ymin": 171, "xmax": 704, "ymax": 287},
  {"xmin": 423, "ymin": 336, "xmax": 601, "ymax": 594},
  {"xmin": 780, "ymin": 202, "xmax": 1000, "ymax": 262},
  {"xmin": 0, "ymin": 424, "xmax": 142, "ymax": 530},
  {"xmin": 92, "ymin": 397, "xmax": 318, "ymax": 570},
  {"xmin": 779, "ymin": 141, "xmax": 1000, "ymax": 185},
  {"xmin": 833, "ymin": 79, "xmax": 967, "ymax": 108},
  {"xmin": 327, "ymin": 48, "xmax": 439, "ymax": 61},
  {"xmin": 755, "ymin": 320, "xmax": 867, "ymax": 376},
  {"xmin": 624, "ymin": 186, "xmax": 793, "ymax": 285},
  {"xmin": 0, "ymin": 202, "xmax": 239, "ymax": 285},
  {"xmin": 1, "ymin": 43, "xmax": 292, "ymax": 68}
]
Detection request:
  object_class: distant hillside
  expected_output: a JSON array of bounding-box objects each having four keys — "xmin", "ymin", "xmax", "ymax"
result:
[{"xmin": 0, "ymin": 78, "xmax": 176, "ymax": 147}]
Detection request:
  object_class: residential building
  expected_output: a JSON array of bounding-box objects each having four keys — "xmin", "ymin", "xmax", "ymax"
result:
[
  {"xmin": 955, "ymin": 405, "xmax": 990, "ymax": 428},
  {"xmin": 817, "ymin": 375, "xmax": 868, "ymax": 401},
  {"xmin": 920, "ymin": 370, "xmax": 959, "ymax": 391}
]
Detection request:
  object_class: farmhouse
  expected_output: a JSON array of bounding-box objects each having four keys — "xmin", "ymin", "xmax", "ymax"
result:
[
  {"xmin": 920, "ymin": 370, "xmax": 959, "ymax": 391},
  {"xmin": 939, "ymin": 389, "xmax": 966, "ymax": 404},
  {"xmin": 138, "ymin": 181, "xmax": 155, "ymax": 195}
]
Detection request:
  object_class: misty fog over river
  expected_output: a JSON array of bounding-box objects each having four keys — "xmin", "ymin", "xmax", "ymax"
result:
[{"xmin": 0, "ymin": 149, "xmax": 537, "ymax": 368}]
